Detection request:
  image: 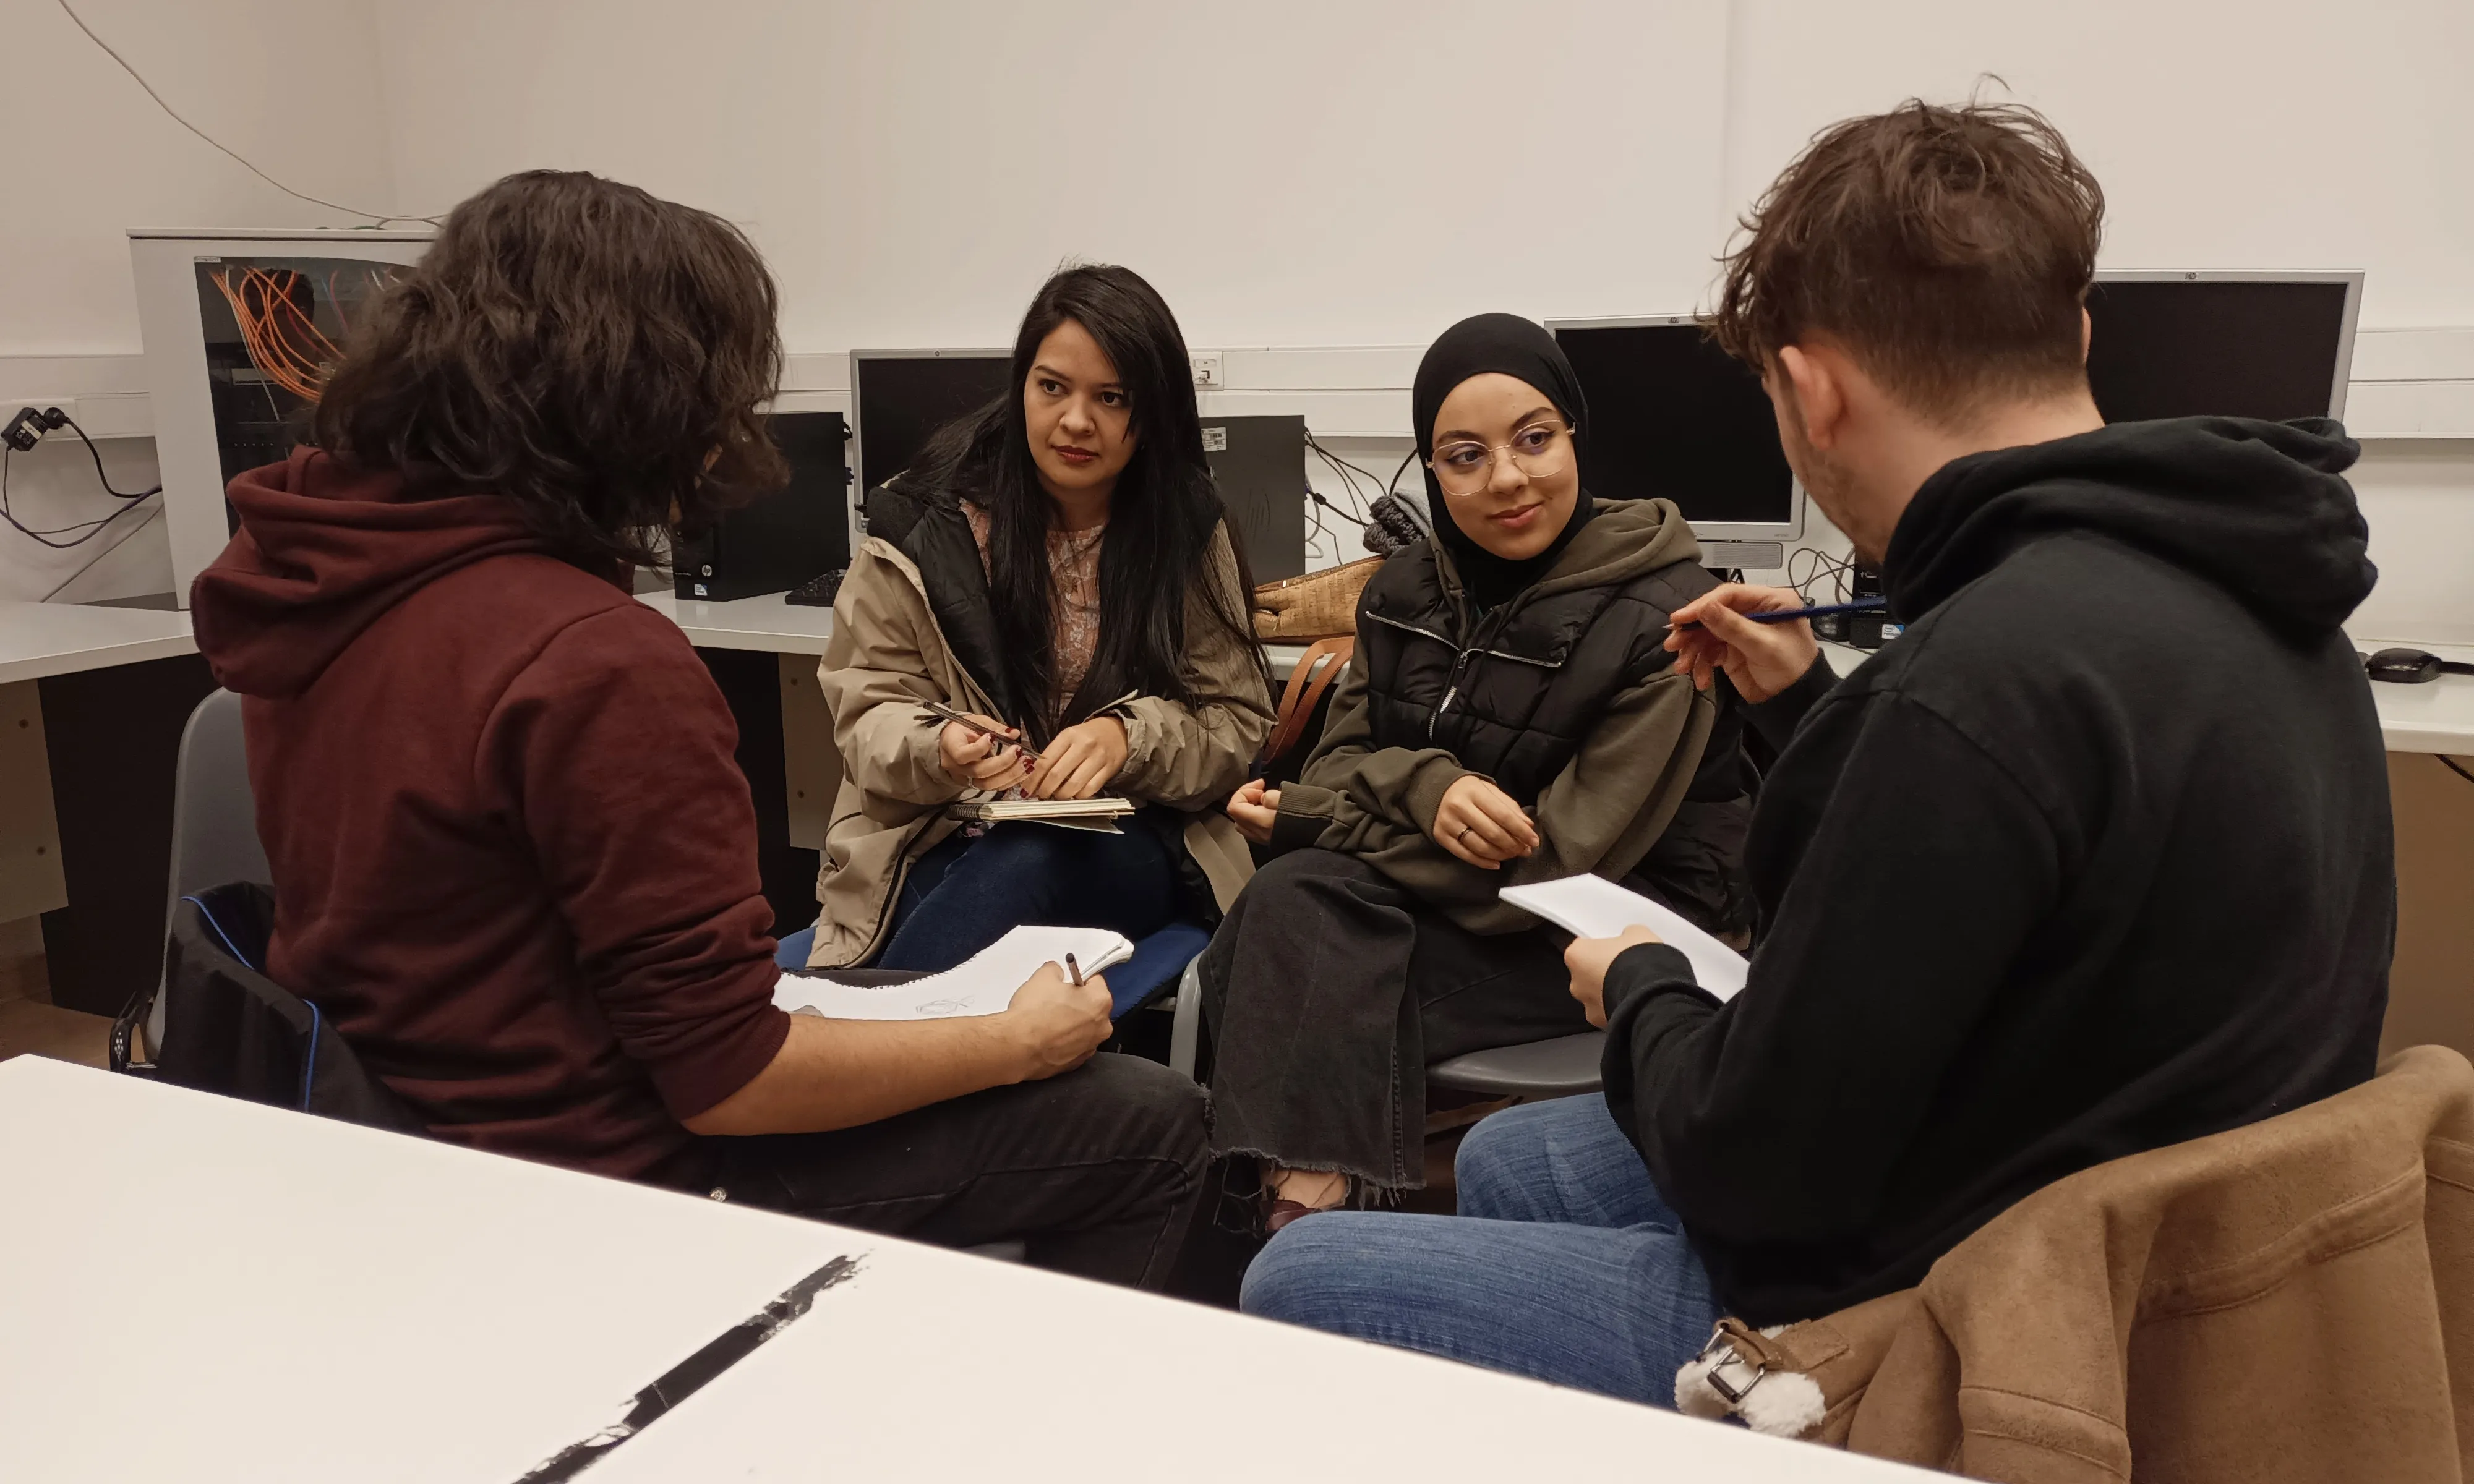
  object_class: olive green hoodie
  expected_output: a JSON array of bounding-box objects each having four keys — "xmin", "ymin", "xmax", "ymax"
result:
[{"xmin": 1270, "ymin": 497, "xmax": 1736, "ymax": 935}]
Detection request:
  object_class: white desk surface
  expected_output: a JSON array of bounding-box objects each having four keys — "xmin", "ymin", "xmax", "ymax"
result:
[
  {"xmin": 5, "ymin": 596, "xmax": 2467, "ymax": 756},
  {"xmin": 0, "ymin": 599, "xmax": 199, "ymax": 685},
  {"xmin": 1820, "ymin": 641, "xmax": 2474, "ymax": 756},
  {"xmin": 0, "ymin": 1057, "xmax": 1927, "ymax": 1484},
  {"xmin": 634, "ymin": 588, "xmax": 839, "ymax": 657}
]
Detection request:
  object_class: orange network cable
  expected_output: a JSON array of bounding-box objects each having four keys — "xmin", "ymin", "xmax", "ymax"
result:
[{"xmin": 211, "ymin": 267, "xmax": 345, "ymax": 403}]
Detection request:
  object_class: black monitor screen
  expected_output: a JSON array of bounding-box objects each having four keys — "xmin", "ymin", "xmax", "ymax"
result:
[
  {"xmin": 1551, "ymin": 322, "xmax": 1796, "ymax": 526},
  {"xmin": 854, "ymin": 353, "xmax": 1014, "ymax": 495},
  {"xmin": 2084, "ymin": 279, "xmax": 2350, "ymax": 424}
]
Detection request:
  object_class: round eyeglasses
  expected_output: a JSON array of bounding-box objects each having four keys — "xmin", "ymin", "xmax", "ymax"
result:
[{"xmin": 1427, "ymin": 421, "xmax": 1571, "ymax": 497}]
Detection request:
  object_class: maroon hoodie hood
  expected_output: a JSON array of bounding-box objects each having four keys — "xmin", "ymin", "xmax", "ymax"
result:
[{"xmin": 191, "ymin": 450, "xmax": 549, "ymax": 699}]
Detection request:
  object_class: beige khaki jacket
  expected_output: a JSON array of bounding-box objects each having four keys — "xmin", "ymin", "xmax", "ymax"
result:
[
  {"xmin": 1680, "ymin": 1045, "xmax": 2474, "ymax": 1482},
  {"xmin": 805, "ymin": 526, "xmax": 1272, "ymax": 969}
]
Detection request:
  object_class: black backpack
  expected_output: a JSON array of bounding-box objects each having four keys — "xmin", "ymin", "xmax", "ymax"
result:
[{"xmin": 114, "ymin": 882, "xmax": 424, "ymax": 1135}]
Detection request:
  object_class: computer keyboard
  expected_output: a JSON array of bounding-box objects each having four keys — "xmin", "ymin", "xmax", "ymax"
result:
[{"xmin": 785, "ymin": 568, "xmax": 847, "ymax": 607}]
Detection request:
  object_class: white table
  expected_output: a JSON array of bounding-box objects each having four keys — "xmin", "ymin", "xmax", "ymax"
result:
[
  {"xmin": 0, "ymin": 591, "xmax": 843, "ymax": 680},
  {"xmin": 633, "ymin": 589, "xmax": 838, "ymax": 657},
  {"xmin": 0, "ymin": 599, "xmax": 197, "ymax": 685},
  {"xmin": 0, "ymin": 1057, "xmax": 1932, "ymax": 1483},
  {"xmin": 1818, "ymin": 640, "xmax": 2474, "ymax": 756},
  {"xmin": 2355, "ymin": 639, "xmax": 2474, "ymax": 755}
]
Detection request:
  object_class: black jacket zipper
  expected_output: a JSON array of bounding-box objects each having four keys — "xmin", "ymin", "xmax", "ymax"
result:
[{"xmin": 1361, "ymin": 608, "xmax": 1562, "ymax": 741}]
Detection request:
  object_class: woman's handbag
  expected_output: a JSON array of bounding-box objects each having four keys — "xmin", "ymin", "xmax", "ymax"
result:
[
  {"xmin": 1258, "ymin": 636, "xmax": 1353, "ymax": 787},
  {"xmin": 1251, "ymin": 556, "xmax": 1382, "ymax": 642}
]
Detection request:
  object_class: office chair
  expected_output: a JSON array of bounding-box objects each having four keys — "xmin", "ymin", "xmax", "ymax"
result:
[
  {"xmin": 144, "ymin": 691, "xmax": 1033, "ymax": 1259},
  {"xmin": 150, "ymin": 689, "xmax": 272, "ymax": 1051}
]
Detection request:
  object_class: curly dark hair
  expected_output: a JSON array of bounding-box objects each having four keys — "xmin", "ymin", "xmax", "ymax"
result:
[
  {"xmin": 1710, "ymin": 97, "xmax": 2105, "ymax": 426},
  {"xmin": 312, "ymin": 169, "xmax": 787, "ymax": 569}
]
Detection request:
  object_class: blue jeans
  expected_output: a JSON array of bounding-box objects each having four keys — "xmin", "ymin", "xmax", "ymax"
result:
[
  {"xmin": 1239, "ymin": 1094, "xmax": 1724, "ymax": 1407},
  {"xmin": 874, "ymin": 819, "xmax": 1181, "ymax": 973}
]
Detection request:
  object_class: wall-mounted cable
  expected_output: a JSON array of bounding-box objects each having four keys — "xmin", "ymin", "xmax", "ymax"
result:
[{"xmin": 55, "ymin": 0, "xmax": 440, "ymax": 228}]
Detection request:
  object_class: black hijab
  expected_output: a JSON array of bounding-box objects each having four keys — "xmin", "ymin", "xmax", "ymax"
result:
[{"xmin": 1411, "ymin": 313, "xmax": 1597, "ymax": 612}]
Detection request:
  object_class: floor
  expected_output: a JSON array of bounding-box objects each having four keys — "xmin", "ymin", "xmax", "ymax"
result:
[{"xmin": 0, "ymin": 916, "xmax": 111, "ymax": 1070}]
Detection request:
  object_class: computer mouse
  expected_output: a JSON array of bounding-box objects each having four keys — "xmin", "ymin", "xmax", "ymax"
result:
[{"xmin": 2365, "ymin": 647, "xmax": 2444, "ymax": 684}]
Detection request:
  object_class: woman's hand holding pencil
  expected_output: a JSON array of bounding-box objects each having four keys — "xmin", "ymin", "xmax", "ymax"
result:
[{"xmin": 933, "ymin": 707, "xmax": 1034, "ymax": 790}]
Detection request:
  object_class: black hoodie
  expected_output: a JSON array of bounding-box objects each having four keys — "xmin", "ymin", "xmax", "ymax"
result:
[{"xmin": 1600, "ymin": 417, "xmax": 2395, "ymax": 1326}]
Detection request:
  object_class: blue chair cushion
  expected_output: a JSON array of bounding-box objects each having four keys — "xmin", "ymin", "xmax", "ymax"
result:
[
  {"xmin": 774, "ymin": 924, "xmax": 816, "ymax": 970},
  {"xmin": 1108, "ymin": 921, "xmax": 1212, "ymax": 1018},
  {"xmin": 774, "ymin": 919, "xmax": 1207, "ymax": 1020}
]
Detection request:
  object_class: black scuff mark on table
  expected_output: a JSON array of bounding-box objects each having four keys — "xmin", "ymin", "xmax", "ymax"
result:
[{"xmin": 515, "ymin": 1253, "xmax": 864, "ymax": 1482}]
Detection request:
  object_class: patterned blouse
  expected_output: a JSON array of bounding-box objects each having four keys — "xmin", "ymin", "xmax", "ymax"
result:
[{"xmin": 965, "ymin": 501, "xmax": 1105, "ymax": 730}]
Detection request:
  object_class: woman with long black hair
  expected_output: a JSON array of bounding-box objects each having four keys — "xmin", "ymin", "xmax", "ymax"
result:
[{"xmin": 804, "ymin": 263, "xmax": 1274, "ymax": 972}]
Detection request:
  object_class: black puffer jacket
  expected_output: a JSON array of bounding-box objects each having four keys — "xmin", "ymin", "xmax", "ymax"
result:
[{"xmin": 1270, "ymin": 497, "xmax": 1751, "ymax": 934}]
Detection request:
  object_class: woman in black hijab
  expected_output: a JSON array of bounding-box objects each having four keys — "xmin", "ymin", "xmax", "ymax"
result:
[{"xmin": 1208, "ymin": 313, "xmax": 1753, "ymax": 1226}]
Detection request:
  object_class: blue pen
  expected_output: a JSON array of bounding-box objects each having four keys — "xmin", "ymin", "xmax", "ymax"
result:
[{"xmin": 1669, "ymin": 597, "xmax": 1888, "ymax": 633}]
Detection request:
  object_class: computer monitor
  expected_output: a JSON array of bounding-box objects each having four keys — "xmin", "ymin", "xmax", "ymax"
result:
[
  {"xmin": 1545, "ymin": 316, "xmax": 1804, "ymax": 565},
  {"xmin": 849, "ymin": 349, "xmax": 1016, "ymax": 502},
  {"xmin": 2084, "ymin": 271, "xmax": 2361, "ymax": 424}
]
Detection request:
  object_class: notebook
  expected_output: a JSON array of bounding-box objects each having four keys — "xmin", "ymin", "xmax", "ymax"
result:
[
  {"xmin": 1497, "ymin": 874, "xmax": 1750, "ymax": 1002},
  {"xmin": 949, "ymin": 796, "xmax": 1136, "ymax": 834},
  {"xmin": 771, "ymin": 925, "xmax": 1137, "ymax": 1021}
]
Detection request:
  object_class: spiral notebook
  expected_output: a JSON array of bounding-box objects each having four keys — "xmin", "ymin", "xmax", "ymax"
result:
[{"xmin": 949, "ymin": 796, "xmax": 1135, "ymax": 834}]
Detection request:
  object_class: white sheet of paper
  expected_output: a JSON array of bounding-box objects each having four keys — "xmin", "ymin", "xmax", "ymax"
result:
[
  {"xmin": 770, "ymin": 926, "xmax": 1136, "ymax": 1020},
  {"xmin": 1498, "ymin": 874, "xmax": 1750, "ymax": 1002}
]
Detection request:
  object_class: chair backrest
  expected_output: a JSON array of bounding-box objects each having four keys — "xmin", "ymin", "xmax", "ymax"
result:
[
  {"xmin": 166, "ymin": 689, "xmax": 270, "ymax": 918},
  {"xmin": 154, "ymin": 689, "xmax": 271, "ymax": 1049},
  {"xmin": 143, "ymin": 883, "xmax": 426, "ymax": 1135}
]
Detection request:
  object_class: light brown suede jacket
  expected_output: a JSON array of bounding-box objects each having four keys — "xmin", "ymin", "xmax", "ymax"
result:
[
  {"xmin": 806, "ymin": 526, "xmax": 1272, "ymax": 970},
  {"xmin": 1679, "ymin": 1045, "xmax": 2474, "ymax": 1483}
]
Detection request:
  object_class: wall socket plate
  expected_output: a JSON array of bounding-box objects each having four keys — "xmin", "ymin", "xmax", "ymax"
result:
[{"xmin": 1189, "ymin": 351, "xmax": 1224, "ymax": 390}]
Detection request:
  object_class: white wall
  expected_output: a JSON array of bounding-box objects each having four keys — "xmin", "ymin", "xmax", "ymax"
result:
[
  {"xmin": 0, "ymin": 0, "xmax": 401, "ymax": 353},
  {"xmin": 1721, "ymin": 0, "xmax": 2474, "ymax": 330},
  {"xmin": 0, "ymin": 0, "xmax": 403, "ymax": 599},
  {"xmin": 2353, "ymin": 442, "xmax": 2474, "ymax": 644},
  {"xmin": 5, "ymin": 0, "xmax": 2470, "ymax": 624},
  {"xmin": 372, "ymin": 0, "xmax": 1735, "ymax": 351}
]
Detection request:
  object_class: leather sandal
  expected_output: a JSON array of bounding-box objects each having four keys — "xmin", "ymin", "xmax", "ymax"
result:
[{"xmin": 1263, "ymin": 1198, "xmax": 1324, "ymax": 1235}]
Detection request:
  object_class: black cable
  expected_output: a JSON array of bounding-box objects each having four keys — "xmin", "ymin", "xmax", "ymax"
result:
[
  {"xmin": 55, "ymin": 414, "xmax": 161, "ymax": 499},
  {"xmin": 40, "ymin": 503, "xmax": 164, "ymax": 600},
  {"xmin": 1786, "ymin": 547, "xmax": 1856, "ymax": 605},
  {"xmin": 1309, "ymin": 447, "xmax": 1373, "ymax": 523},
  {"xmin": 55, "ymin": 0, "xmax": 439, "ymax": 228},
  {"xmin": 2442, "ymin": 756, "xmax": 2474, "ymax": 788},
  {"xmin": 1386, "ymin": 447, "xmax": 1417, "ymax": 497},
  {"xmin": 0, "ymin": 446, "xmax": 163, "ymax": 549},
  {"xmin": 1303, "ymin": 429, "xmax": 1384, "ymax": 522}
]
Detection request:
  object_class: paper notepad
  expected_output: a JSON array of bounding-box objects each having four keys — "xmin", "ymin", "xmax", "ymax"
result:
[
  {"xmin": 949, "ymin": 796, "xmax": 1136, "ymax": 834},
  {"xmin": 1498, "ymin": 874, "xmax": 1750, "ymax": 1002},
  {"xmin": 771, "ymin": 925, "xmax": 1136, "ymax": 1021}
]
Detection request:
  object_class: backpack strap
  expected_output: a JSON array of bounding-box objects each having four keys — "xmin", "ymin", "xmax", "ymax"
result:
[{"xmin": 1264, "ymin": 636, "xmax": 1354, "ymax": 764}]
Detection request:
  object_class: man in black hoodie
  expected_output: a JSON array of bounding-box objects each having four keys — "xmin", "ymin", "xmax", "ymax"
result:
[{"xmin": 1241, "ymin": 99, "xmax": 2393, "ymax": 1404}]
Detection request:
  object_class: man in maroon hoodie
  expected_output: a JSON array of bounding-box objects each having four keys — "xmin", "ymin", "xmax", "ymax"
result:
[{"xmin": 188, "ymin": 171, "xmax": 1209, "ymax": 1289}]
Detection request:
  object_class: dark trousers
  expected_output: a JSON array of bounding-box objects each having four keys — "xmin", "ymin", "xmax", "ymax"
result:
[
  {"xmin": 1199, "ymin": 849, "xmax": 1591, "ymax": 1191},
  {"xmin": 703, "ymin": 1052, "xmax": 1210, "ymax": 1289},
  {"xmin": 875, "ymin": 818, "xmax": 1182, "ymax": 973}
]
